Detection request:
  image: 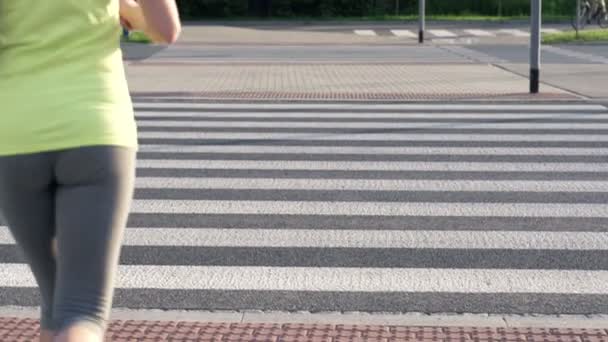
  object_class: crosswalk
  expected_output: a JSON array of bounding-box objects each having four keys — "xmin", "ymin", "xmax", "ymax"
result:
[
  {"xmin": 1, "ymin": 101, "xmax": 608, "ymax": 314},
  {"xmin": 353, "ymin": 27, "xmax": 563, "ymax": 38}
]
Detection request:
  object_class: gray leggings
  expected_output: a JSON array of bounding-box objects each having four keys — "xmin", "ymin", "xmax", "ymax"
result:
[{"xmin": 0, "ymin": 146, "xmax": 135, "ymax": 335}]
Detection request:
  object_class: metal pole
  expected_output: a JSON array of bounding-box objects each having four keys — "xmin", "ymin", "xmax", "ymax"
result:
[
  {"xmin": 419, "ymin": 0, "xmax": 425, "ymax": 43},
  {"xmin": 576, "ymin": 0, "xmax": 581, "ymax": 38},
  {"xmin": 530, "ymin": 0, "xmax": 542, "ymax": 94},
  {"xmin": 498, "ymin": 0, "xmax": 503, "ymax": 17}
]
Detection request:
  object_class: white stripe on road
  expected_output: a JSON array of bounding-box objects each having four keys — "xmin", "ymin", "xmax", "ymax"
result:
[
  {"xmin": 2, "ymin": 264, "xmax": 607, "ymax": 293},
  {"xmin": 464, "ymin": 29, "xmax": 496, "ymax": 37},
  {"xmin": 130, "ymin": 200, "xmax": 608, "ymax": 217},
  {"xmin": 499, "ymin": 29, "xmax": 530, "ymax": 37},
  {"xmin": 354, "ymin": 29, "xmax": 377, "ymax": 36},
  {"xmin": 133, "ymin": 103, "xmax": 607, "ymax": 111},
  {"xmin": 134, "ymin": 177, "xmax": 608, "ymax": 193},
  {"xmin": 135, "ymin": 111, "xmax": 608, "ymax": 119},
  {"xmin": 543, "ymin": 45, "xmax": 608, "ymax": 64},
  {"xmin": 137, "ymin": 159, "xmax": 608, "ymax": 172},
  {"xmin": 139, "ymin": 144, "xmax": 608, "ymax": 156},
  {"xmin": 429, "ymin": 30, "xmax": 458, "ymax": 37},
  {"xmin": 390, "ymin": 29, "xmax": 417, "ymax": 38},
  {"xmin": 2, "ymin": 227, "xmax": 607, "ymax": 250},
  {"xmin": 137, "ymin": 120, "xmax": 608, "ymax": 129},
  {"xmin": 541, "ymin": 28, "xmax": 562, "ymax": 34},
  {"xmin": 138, "ymin": 132, "xmax": 608, "ymax": 142}
]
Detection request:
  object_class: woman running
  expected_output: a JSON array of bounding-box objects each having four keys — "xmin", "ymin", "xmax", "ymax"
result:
[{"xmin": 0, "ymin": 1, "xmax": 180, "ymax": 341}]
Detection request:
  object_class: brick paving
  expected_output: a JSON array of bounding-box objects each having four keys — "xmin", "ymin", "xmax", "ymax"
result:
[
  {"xmin": 2, "ymin": 317, "xmax": 608, "ymax": 342},
  {"xmin": 124, "ymin": 63, "xmax": 576, "ymax": 101},
  {"xmin": 129, "ymin": 90, "xmax": 576, "ymax": 101}
]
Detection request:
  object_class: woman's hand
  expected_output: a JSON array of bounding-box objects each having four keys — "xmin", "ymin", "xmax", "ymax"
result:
[
  {"xmin": 119, "ymin": 0, "xmax": 146, "ymax": 32},
  {"xmin": 119, "ymin": 0, "xmax": 181, "ymax": 44},
  {"xmin": 120, "ymin": 17, "xmax": 133, "ymax": 30},
  {"xmin": 138, "ymin": 0, "xmax": 181, "ymax": 44}
]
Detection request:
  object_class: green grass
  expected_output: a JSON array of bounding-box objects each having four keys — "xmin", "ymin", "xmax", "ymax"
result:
[
  {"xmin": 121, "ymin": 31, "xmax": 151, "ymax": 44},
  {"xmin": 542, "ymin": 29, "xmax": 608, "ymax": 44}
]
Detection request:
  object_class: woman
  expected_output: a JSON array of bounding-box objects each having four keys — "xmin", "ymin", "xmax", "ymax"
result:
[{"xmin": 0, "ymin": 1, "xmax": 180, "ymax": 341}]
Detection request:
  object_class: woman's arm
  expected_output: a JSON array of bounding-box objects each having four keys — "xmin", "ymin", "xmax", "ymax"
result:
[{"xmin": 119, "ymin": 0, "xmax": 181, "ymax": 44}]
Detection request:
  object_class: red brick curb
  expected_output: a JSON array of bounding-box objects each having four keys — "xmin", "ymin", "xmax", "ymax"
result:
[{"xmin": 2, "ymin": 317, "xmax": 608, "ymax": 342}]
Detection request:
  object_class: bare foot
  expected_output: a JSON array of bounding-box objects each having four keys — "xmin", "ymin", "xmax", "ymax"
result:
[
  {"xmin": 54, "ymin": 324, "xmax": 102, "ymax": 342},
  {"xmin": 39, "ymin": 329, "xmax": 54, "ymax": 342}
]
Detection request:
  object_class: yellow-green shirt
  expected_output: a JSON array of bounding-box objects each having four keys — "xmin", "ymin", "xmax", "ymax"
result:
[{"xmin": 0, "ymin": 0, "xmax": 137, "ymax": 156}]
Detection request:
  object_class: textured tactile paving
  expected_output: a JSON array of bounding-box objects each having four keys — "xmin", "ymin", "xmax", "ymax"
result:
[{"xmin": 2, "ymin": 317, "xmax": 607, "ymax": 342}]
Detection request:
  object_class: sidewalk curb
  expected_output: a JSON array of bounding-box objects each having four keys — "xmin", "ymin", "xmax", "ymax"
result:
[
  {"xmin": 2, "ymin": 307, "xmax": 607, "ymax": 329},
  {"xmin": 130, "ymin": 97, "xmax": 597, "ymax": 105}
]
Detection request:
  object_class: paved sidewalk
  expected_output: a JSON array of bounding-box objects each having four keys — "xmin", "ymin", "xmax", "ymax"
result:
[
  {"xmin": 124, "ymin": 61, "xmax": 575, "ymax": 101},
  {"xmin": 121, "ymin": 21, "xmax": 608, "ymax": 101},
  {"xmin": 3, "ymin": 317, "xmax": 608, "ymax": 341}
]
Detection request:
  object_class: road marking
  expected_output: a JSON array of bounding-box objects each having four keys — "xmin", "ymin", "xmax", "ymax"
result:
[
  {"xmin": 135, "ymin": 111, "xmax": 608, "ymax": 119},
  {"xmin": 464, "ymin": 29, "xmax": 496, "ymax": 37},
  {"xmin": 139, "ymin": 132, "xmax": 608, "ymax": 142},
  {"xmin": 354, "ymin": 29, "xmax": 377, "ymax": 36},
  {"xmin": 499, "ymin": 29, "xmax": 530, "ymax": 37},
  {"xmin": 133, "ymin": 103, "xmax": 607, "ymax": 111},
  {"xmin": 138, "ymin": 145, "xmax": 608, "ymax": 156},
  {"xmin": 137, "ymin": 160, "xmax": 608, "ymax": 172},
  {"xmin": 132, "ymin": 178, "xmax": 608, "ymax": 193},
  {"xmin": 541, "ymin": 28, "xmax": 562, "ymax": 34},
  {"xmin": 2, "ymin": 264, "xmax": 608, "ymax": 293},
  {"xmin": 429, "ymin": 30, "xmax": 458, "ymax": 38},
  {"xmin": 543, "ymin": 46, "xmax": 608, "ymax": 64},
  {"xmin": 390, "ymin": 29, "xmax": 417, "ymax": 38},
  {"xmin": 130, "ymin": 200, "xmax": 608, "ymax": 217},
  {"xmin": 137, "ymin": 120, "xmax": 608, "ymax": 129},
  {"xmin": 2, "ymin": 227, "xmax": 608, "ymax": 250}
]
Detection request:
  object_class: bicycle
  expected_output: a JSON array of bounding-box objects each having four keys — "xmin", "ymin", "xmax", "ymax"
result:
[{"xmin": 572, "ymin": 0, "xmax": 608, "ymax": 29}]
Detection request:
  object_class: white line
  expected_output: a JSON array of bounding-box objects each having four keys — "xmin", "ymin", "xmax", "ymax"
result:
[
  {"xmin": 139, "ymin": 144, "xmax": 608, "ymax": 156},
  {"xmin": 2, "ymin": 264, "xmax": 607, "ymax": 293},
  {"xmin": 354, "ymin": 29, "xmax": 377, "ymax": 36},
  {"xmin": 390, "ymin": 29, "xmax": 417, "ymax": 38},
  {"xmin": 431, "ymin": 38, "xmax": 458, "ymax": 44},
  {"xmin": 137, "ymin": 120, "xmax": 608, "ymax": 129},
  {"xmin": 541, "ymin": 28, "xmax": 562, "ymax": 34},
  {"xmin": 131, "ymin": 200, "xmax": 608, "ymax": 217},
  {"xmin": 543, "ymin": 46, "xmax": 608, "ymax": 64},
  {"xmin": 499, "ymin": 29, "xmax": 530, "ymax": 37},
  {"xmin": 135, "ymin": 111, "xmax": 608, "ymax": 119},
  {"xmin": 429, "ymin": 29, "xmax": 458, "ymax": 38},
  {"xmin": 134, "ymin": 178, "xmax": 608, "ymax": 193},
  {"xmin": 1, "ymin": 227, "xmax": 607, "ymax": 250},
  {"xmin": 137, "ymin": 159, "xmax": 608, "ymax": 172},
  {"xmin": 464, "ymin": 29, "xmax": 496, "ymax": 37},
  {"xmin": 133, "ymin": 103, "xmax": 607, "ymax": 111},
  {"xmin": 138, "ymin": 132, "xmax": 608, "ymax": 142}
]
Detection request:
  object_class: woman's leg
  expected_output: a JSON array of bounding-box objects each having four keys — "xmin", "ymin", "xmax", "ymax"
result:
[
  {"xmin": 52, "ymin": 146, "xmax": 136, "ymax": 341},
  {"xmin": 0, "ymin": 152, "xmax": 58, "ymax": 341}
]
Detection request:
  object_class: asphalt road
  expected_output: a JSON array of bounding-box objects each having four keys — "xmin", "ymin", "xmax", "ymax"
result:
[
  {"xmin": 125, "ymin": 40, "xmax": 608, "ymax": 65},
  {"xmin": 1, "ymin": 101, "xmax": 608, "ymax": 315}
]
